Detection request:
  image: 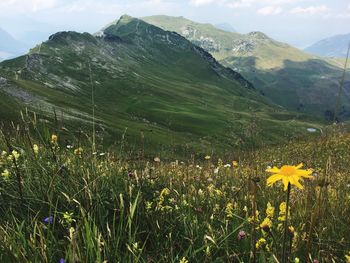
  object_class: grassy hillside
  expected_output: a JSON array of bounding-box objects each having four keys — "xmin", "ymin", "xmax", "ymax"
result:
[
  {"xmin": 143, "ymin": 15, "xmax": 350, "ymax": 120},
  {"xmin": 0, "ymin": 119, "xmax": 349, "ymax": 262},
  {"xmin": 0, "ymin": 15, "xmax": 320, "ymax": 155}
]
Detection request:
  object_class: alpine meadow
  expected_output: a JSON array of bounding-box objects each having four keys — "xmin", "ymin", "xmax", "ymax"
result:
[{"xmin": 0, "ymin": 1, "xmax": 350, "ymax": 263}]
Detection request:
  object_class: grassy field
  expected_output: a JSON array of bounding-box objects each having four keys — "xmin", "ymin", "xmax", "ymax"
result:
[{"xmin": 0, "ymin": 113, "xmax": 350, "ymax": 262}]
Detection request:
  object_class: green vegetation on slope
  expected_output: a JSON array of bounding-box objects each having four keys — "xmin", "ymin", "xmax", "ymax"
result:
[
  {"xmin": 0, "ymin": 15, "xmax": 320, "ymax": 155},
  {"xmin": 0, "ymin": 119, "xmax": 349, "ymax": 262},
  {"xmin": 143, "ymin": 15, "xmax": 350, "ymax": 120}
]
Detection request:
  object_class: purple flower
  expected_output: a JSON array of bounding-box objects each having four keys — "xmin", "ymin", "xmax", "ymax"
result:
[
  {"xmin": 237, "ymin": 230, "xmax": 247, "ymax": 240},
  {"xmin": 44, "ymin": 216, "xmax": 54, "ymax": 224},
  {"xmin": 59, "ymin": 258, "xmax": 65, "ymax": 263}
]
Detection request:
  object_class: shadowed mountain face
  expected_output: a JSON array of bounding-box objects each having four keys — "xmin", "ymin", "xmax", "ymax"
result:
[
  {"xmin": 142, "ymin": 15, "xmax": 350, "ymax": 120},
  {"xmin": 305, "ymin": 33, "xmax": 350, "ymax": 58},
  {"xmin": 0, "ymin": 15, "xmax": 319, "ymax": 154}
]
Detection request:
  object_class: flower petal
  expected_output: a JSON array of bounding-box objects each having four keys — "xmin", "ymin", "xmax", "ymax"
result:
[
  {"xmin": 296, "ymin": 169, "xmax": 313, "ymax": 178},
  {"xmin": 283, "ymin": 177, "xmax": 289, "ymax": 191},
  {"xmin": 289, "ymin": 176, "xmax": 304, "ymax": 189},
  {"xmin": 296, "ymin": 163, "xmax": 303, "ymax": 169},
  {"xmin": 266, "ymin": 166, "xmax": 280, "ymax": 173},
  {"xmin": 267, "ymin": 174, "xmax": 283, "ymax": 186}
]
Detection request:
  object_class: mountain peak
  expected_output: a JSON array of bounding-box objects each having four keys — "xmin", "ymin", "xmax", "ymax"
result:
[
  {"xmin": 247, "ymin": 31, "xmax": 270, "ymax": 40},
  {"xmin": 118, "ymin": 14, "xmax": 135, "ymax": 24}
]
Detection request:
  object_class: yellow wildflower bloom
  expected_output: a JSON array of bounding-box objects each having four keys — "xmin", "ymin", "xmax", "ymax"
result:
[
  {"xmin": 266, "ymin": 202, "xmax": 275, "ymax": 218},
  {"xmin": 1, "ymin": 169, "xmax": 10, "ymax": 179},
  {"xmin": 255, "ymin": 238, "xmax": 267, "ymax": 249},
  {"xmin": 266, "ymin": 163, "xmax": 313, "ymax": 191},
  {"xmin": 225, "ymin": 202, "xmax": 234, "ymax": 218},
  {"xmin": 179, "ymin": 257, "xmax": 189, "ymax": 263},
  {"xmin": 74, "ymin": 147, "xmax": 83, "ymax": 156},
  {"xmin": 63, "ymin": 212, "xmax": 75, "ymax": 225},
  {"xmin": 33, "ymin": 144, "xmax": 39, "ymax": 155},
  {"xmin": 288, "ymin": 226, "xmax": 295, "ymax": 236},
  {"xmin": 204, "ymin": 155, "xmax": 211, "ymax": 160},
  {"xmin": 345, "ymin": 252, "xmax": 350, "ymax": 263},
  {"xmin": 232, "ymin": 160, "xmax": 238, "ymax": 167},
  {"xmin": 13, "ymin": 150, "xmax": 20, "ymax": 160},
  {"xmin": 260, "ymin": 217, "xmax": 272, "ymax": 232},
  {"xmin": 278, "ymin": 202, "xmax": 290, "ymax": 222},
  {"xmin": 217, "ymin": 158, "xmax": 223, "ymax": 167},
  {"xmin": 51, "ymin": 134, "xmax": 58, "ymax": 144},
  {"xmin": 1, "ymin": 151, "xmax": 7, "ymax": 158}
]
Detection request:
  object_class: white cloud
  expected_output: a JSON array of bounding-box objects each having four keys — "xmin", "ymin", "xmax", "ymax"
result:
[
  {"xmin": 225, "ymin": 0, "xmax": 255, "ymax": 8},
  {"xmin": 60, "ymin": 0, "xmax": 122, "ymax": 14},
  {"xmin": 263, "ymin": 0, "xmax": 299, "ymax": 4},
  {"xmin": 0, "ymin": 0, "xmax": 58, "ymax": 13},
  {"xmin": 190, "ymin": 0, "xmax": 216, "ymax": 6},
  {"xmin": 257, "ymin": 6, "xmax": 282, "ymax": 15},
  {"xmin": 190, "ymin": 0, "xmax": 301, "ymax": 9},
  {"xmin": 290, "ymin": 5, "xmax": 330, "ymax": 15}
]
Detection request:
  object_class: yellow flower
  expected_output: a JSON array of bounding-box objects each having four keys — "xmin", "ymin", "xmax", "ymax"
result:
[
  {"xmin": 33, "ymin": 144, "xmax": 39, "ymax": 155},
  {"xmin": 13, "ymin": 150, "xmax": 20, "ymax": 160},
  {"xmin": 266, "ymin": 163, "xmax": 313, "ymax": 191},
  {"xmin": 294, "ymin": 257, "xmax": 300, "ymax": 263},
  {"xmin": 74, "ymin": 147, "xmax": 83, "ymax": 156},
  {"xmin": 51, "ymin": 134, "xmax": 58, "ymax": 144},
  {"xmin": 278, "ymin": 202, "xmax": 290, "ymax": 222},
  {"xmin": 266, "ymin": 202, "xmax": 275, "ymax": 218},
  {"xmin": 288, "ymin": 226, "xmax": 296, "ymax": 236},
  {"xmin": 345, "ymin": 252, "xmax": 350, "ymax": 263},
  {"xmin": 225, "ymin": 202, "xmax": 234, "ymax": 218},
  {"xmin": 63, "ymin": 212, "xmax": 75, "ymax": 225},
  {"xmin": 179, "ymin": 257, "xmax": 189, "ymax": 263},
  {"xmin": 205, "ymin": 155, "xmax": 211, "ymax": 160},
  {"xmin": 1, "ymin": 169, "xmax": 10, "ymax": 179},
  {"xmin": 232, "ymin": 160, "xmax": 238, "ymax": 167},
  {"xmin": 260, "ymin": 217, "xmax": 272, "ymax": 232},
  {"xmin": 255, "ymin": 238, "xmax": 267, "ymax": 249}
]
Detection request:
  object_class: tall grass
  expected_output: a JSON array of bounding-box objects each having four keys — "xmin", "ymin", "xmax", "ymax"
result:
[{"xmin": 0, "ymin": 113, "xmax": 350, "ymax": 262}]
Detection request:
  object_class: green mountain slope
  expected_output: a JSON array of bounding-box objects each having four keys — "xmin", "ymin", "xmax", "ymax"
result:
[
  {"xmin": 143, "ymin": 15, "xmax": 350, "ymax": 120},
  {"xmin": 0, "ymin": 15, "xmax": 320, "ymax": 154}
]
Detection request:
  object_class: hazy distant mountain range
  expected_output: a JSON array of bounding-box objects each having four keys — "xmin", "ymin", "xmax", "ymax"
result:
[
  {"xmin": 305, "ymin": 33, "xmax": 350, "ymax": 58},
  {"xmin": 0, "ymin": 28, "xmax": 29, "ymax": 61},
  {"xmin": 215, "ymin": 23, "xmax": 236, "ymax": 33}
]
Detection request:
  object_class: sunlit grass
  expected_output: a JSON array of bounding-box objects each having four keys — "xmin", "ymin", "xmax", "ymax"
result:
[{"xmin": 0, "ymin": 119, "xmax": 350, "ymax": 262}]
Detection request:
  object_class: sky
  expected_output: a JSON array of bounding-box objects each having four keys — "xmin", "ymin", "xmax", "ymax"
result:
[{"xmin": 0, "ymin": 0, "xmax": 350, "ymax": 48}]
